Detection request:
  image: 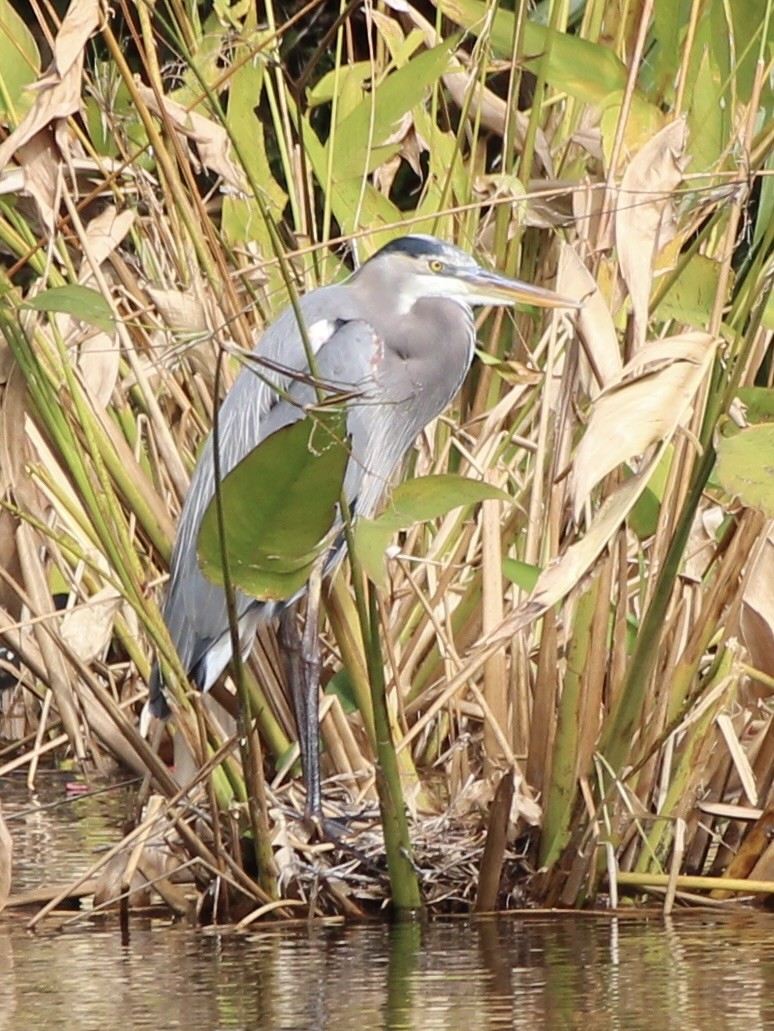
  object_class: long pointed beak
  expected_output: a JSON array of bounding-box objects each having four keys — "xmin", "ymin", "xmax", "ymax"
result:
[{"xmin": 457, "ymin": 265, "xmax": 582, "ymax": 310}]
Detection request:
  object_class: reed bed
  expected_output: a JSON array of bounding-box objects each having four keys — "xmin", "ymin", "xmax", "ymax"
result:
[{"xmin": 0, "ymin": 0, "xmax": 772, "ymax": 923}]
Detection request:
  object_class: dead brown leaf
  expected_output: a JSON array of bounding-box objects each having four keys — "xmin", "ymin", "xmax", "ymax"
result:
[
  {"xmin": 59, "ymin": 586, "xmax": 122, "ymax": 663},
  {"xmin": 136, "ymin": 85, "xmax": 247, "ymax": 192},
  {"xmin": 570, "ymin": 331, "xmax": 717, "ymax": 519},
  {"xmin": 52, "ymin": 0, "xmax": 101, "ymax": 77},
  {"xmin": 740, "ymin": 526, "xmax": 774, "ymax": 696},
  {"xmin": 79, "ymin": 206, "xmax": 136, "ymax": 276},
  {"xmin": 525, "ymin": 441, "xmax": 670, "ymax": 619},
  {"xmin": 615, "ymin": 119, "xmax": 689, "ymax": 350},
  {"xmin": 556, "ymin": 242, "xmax": 622, "ymax": 396}
]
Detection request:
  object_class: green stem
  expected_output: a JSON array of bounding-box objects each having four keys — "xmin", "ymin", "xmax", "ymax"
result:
[{"xmin": 365, "ymin": 581, "xmax": 422, "ymax": 911}]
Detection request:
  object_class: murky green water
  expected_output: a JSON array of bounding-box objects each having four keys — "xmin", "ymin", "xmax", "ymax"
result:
[{"xmin": 3, "ymin": 774, "xmax": 774, "ymax": 1031}]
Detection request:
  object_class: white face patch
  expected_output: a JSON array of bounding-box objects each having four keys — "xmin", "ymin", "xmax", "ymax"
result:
[{"xmin": 307, "ymin": 319, "xmax": 336, "ymax": 352}]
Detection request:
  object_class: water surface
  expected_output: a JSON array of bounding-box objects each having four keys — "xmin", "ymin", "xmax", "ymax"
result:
[{"xmin": 2, "ymin": 774, "xmax": 774, "ymax": 1031}]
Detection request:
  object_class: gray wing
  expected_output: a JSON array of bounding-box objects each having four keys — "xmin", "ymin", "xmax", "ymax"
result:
[{"xmin": 150, "ymin": 298, "xmax": 415, "ymax": 712}]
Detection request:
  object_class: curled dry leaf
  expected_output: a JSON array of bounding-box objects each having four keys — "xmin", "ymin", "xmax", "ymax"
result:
[
  {"xmin": 570, "ymin": 331, "xmax": 718, "ymax": 520},
  {"xmin": 146, "ymin": 286, "xmax": 210, "ymax": 333},
  {"xmin": 52, "ymin": 0, "xmax": 101, "ymax": 77},
  {"xmin": 517, "ymin": 441, "xmax": 670, "ymax": 626},
  {"xmin": 79, "ymin": 206, "xmax": 136, "ymax": 277},
  {"xmin": 59, "ymin": 586, "xmax": 122, "ymax": 664},
  {"xmin": 616, "ymin": 118, "xmax": 689, "ymax": 351},
  {"xmin": 740, "ymin": 527, "xmax": 774, "ymax": 698},
  {"xmin": 76, "ymin": 330, "xmax": 119, "ymax": 407},
  {"xmin": 556, "ymin": 242, "xmax": 621, "ymax": 396},
  {"xmin": 136, "ymin": 85, "xmax": 247, "ymax": 193}
]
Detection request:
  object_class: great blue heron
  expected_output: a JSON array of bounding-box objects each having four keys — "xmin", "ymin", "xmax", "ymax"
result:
[{"xmin": 148, "ymin": 234, "xmax": 578, "ymax": 816}]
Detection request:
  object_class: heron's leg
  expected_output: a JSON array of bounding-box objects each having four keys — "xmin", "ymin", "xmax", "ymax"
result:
[
  {"xmin": 278, "ymin": 568, "xmax": 324, "ymax": 820},
  {"xmin": 300, "ymin": 563, "xmax": 323, "ymax": 819}
]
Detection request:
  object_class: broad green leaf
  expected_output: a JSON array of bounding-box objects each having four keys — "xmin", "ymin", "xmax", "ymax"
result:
[
  {"xmin": 437, "ymin": 0, "xmax": 627, "ymax": 105},
  {"xmin": 655, "ymin": 255, "xmax": 722, "ymax": 327},
  {"xmin": 649, "ymin": 0, "xmax": 682, "ymax": 102},
  {"xmin": 763, "ymin": 290, "xmax": 774, "ymax": 333},
  {"xmin": 222, "ymin": 31, "xmax": 287, "ymax": 254},
  {"xmin": 502, "ymin": 558, "xmax": 540, "ymax": 592},
  {"xmin": 332, "ymin": 36, "xmax": 457, "ymax": 179},
  {"xmin": 325, "ymin": 667, "xmax": 358, "ymax": 713},
  {"xmin": 26, "ymin": 286, "xmax": 115, "ymax": 333},
  {"xmin": 355, "ymin": 474, "xmax": 511, "ymax": 585},
  {"xmin": 0, "ymin": 0, "xmax": 40, "ymax": 121},
  {"xmin": 307, "ymin": 61, "xmax": 371, "ymax": 108},
  {"xmin": 715, "ymin": 425, "xmax": 774, "ymax": 517},
  {"xmin": 287, "ymin": 98, "xmax": 404, "ymax": 238},
  {"xmin": 198, "ymin": 409, "xmax": 350, "ymax": 600},
  {"xmin": 736, "ymin": 388, "xmax": 774, "ymax": 425},
  {"xmin": 687, "ymin": 48, "xmax": 727, "ymax": 173},
  {"xmin": 625, "ymin": 445, "xmax": 673, "ymax": 541},
  {"xmin": 599, "ymin": 93, "xmax": 665, "ymax": 170}
]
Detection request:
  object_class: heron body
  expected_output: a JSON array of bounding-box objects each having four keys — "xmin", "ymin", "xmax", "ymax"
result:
[{"xmin": 149, "ymin": 234, "xmax": 577, "ymax": 813}]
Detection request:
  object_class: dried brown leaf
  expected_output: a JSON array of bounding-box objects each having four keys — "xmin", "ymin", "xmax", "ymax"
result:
[
  {"xmin": 59, "ymin": 587, "xmax": 122, "ymax": 663},
  {"xmin": 146, "ymin": 286, "xmax": 209, "ymax": 332},
  {"xmin": 526, "ymin": 442, "xmax": 669, "ymax": 618},
  {"xmin": 79, "ymin": 206, "xmax": 136, "ymax": 275},
  {"xmin": 570, "ymin": 331, "xmax": 717, "ymax": 519},
  {"xmin": 556, "ymin": 242, "xmax": 621, "ymax": 395},
  {"xmin": 52, "ymin": 0, "xmax": 101, "ymax": 77},
  {"xmin": 13, "ymin": 132, "xmax": 59, "ymax": 230},
  {"xmin": 77, "ymin": 330, "xmax": 119, "ymax": 407},
  {"xmin": 616, "ymin": 119, "xmax": 689, "ymax": 350},
  {"xmin": 740, "ymin": 527, "xmax": 774, "ymax": 695},
  {"xmin": 136, "ymin": 85, "xmax": 247, "ymax": 192},
  {"xmin": 0, "ymin": 30, "xmax": 88, "ymax": 175}
]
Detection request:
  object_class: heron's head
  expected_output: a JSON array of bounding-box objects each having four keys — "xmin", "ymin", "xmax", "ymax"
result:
[{"xmin": 360, "ymin": 234, "xmax": 580, "ymax": 312}]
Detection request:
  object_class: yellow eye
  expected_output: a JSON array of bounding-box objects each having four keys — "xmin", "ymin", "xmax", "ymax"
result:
[{"xmin": 428, "ymin": 259, "xmax": 444, "ymax": 273}]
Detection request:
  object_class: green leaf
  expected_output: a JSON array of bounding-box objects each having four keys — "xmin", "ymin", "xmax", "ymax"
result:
[
  {"xmin": 502, "ymin": 558, "xmax": 540, "ymax": 592},
  {"xmin": 355, "ymin": 474, "xmax": 511, "ymax": 586},
  {"xmin": 715, "ymin": 424, "xmax": 774, "ymax": 517},
  {"xmin": 0, "ymin": 0, "xmax": 41, "ymax": 121},
  {"xmin": 197, "ymin": 409, "xmax": 350, "ymax": 599},
  {"xmin": 325, "ymin": 666, "xmax": 358, "ymax": 714},
  {"xmin": 655, "ymin": 255, "xmax": 722, "ymax": 330},
  {"xmin": 437, "ymin": 0, "xmax": 627, "ymax": 105},
  {"xmin": 686, "ymin": 47, "xmax": 727, "ymax": 173},
  {"xmin": 26, "ymin": 286, "xmax": 115, "ymax": 333},
  {"xmin": 625, "ymin": 445, "xmax": 673, "ymax": 541},
  {"xmin": 332, "ymin": 36, "xmax": 458, "ymax": 179},
  {"xmin": 736, "ymin": 388, "xmax": 774, "ymax": 425}
]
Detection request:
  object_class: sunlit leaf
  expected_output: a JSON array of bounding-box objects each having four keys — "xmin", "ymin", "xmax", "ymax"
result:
[
  {"xmin": 333, "ymin": 36, "xmax": 458, "ymax": 179},
  {"xmin": 736, "ymin": 388, "xmax": 774, "ymax": 425},
  {"xmin": 355, "ymin": 475, "xmax": 510, "ymax": 585},
  {"xmin": 502, "ymin": 558, "xmax": 540, "ymax": 592},
  {"xmin": 655, "ymin": 255, "xmax": 722, "ymax": 326},
  {"xmin": 0, "ymin": 0, "xmax": 41, "ymax": 120},
  {"xmin": 198, "ymin": 409, "xmax": 350, "ymax": 600},
  {"xmin": 715, "ymin": 425, "xmax": 774, "ymax": 517},
  {"xmin": 437, "ymin": 0, "xmax": 627, "ymax": 104},
  {"xmin": 26, "ymin": 285, "xmax": 115, "ymax": 333}
]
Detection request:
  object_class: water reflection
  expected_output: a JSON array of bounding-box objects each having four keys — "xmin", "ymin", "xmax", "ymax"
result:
[
  {"xmin": 2, "ymin": 776, "xmax": 774, "ymax": 1030},
  {"xmin": 1, "ymin": 913, "xmax": 774, "ymax": 1030}
]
